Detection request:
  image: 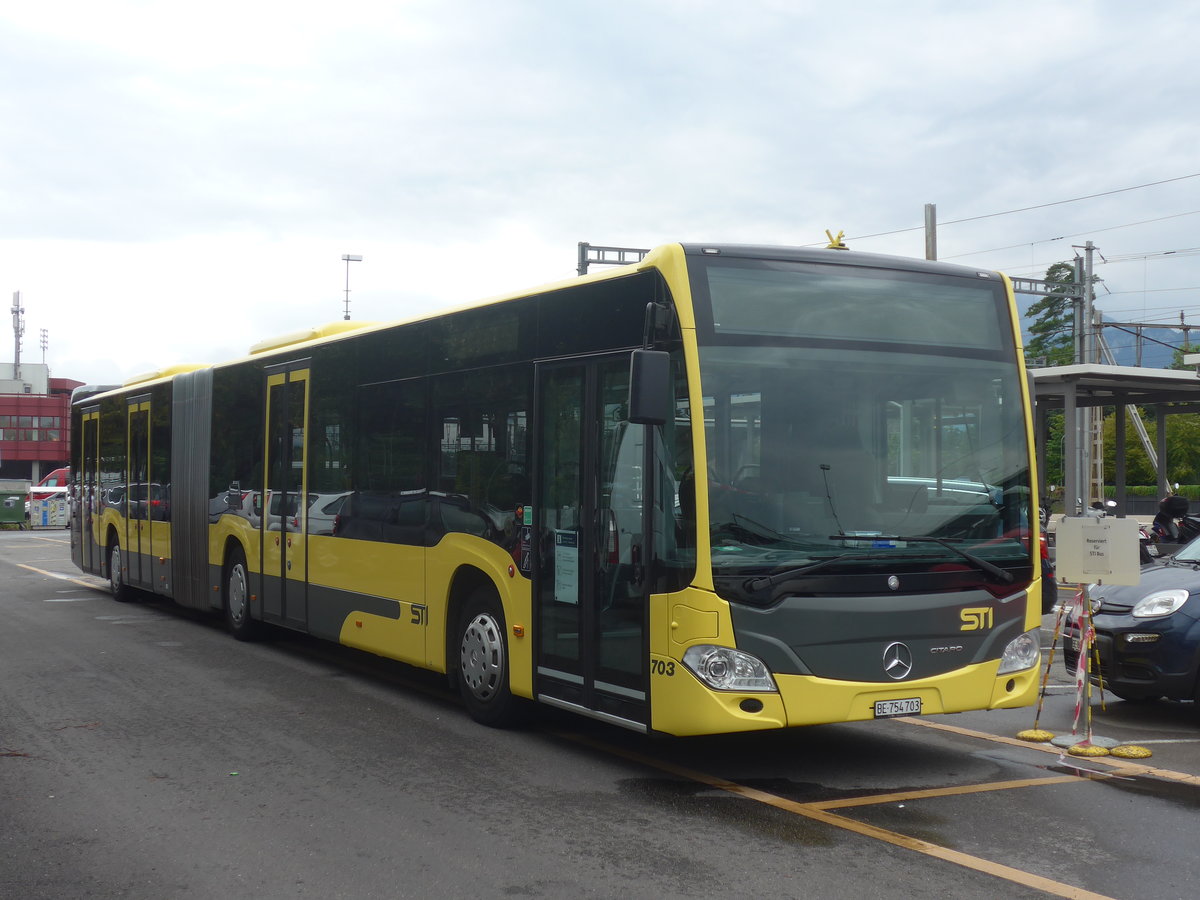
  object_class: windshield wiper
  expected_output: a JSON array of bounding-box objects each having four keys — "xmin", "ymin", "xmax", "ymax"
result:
[
  {"xmin": 742, "ymin": 552, "xmax": 886, "ymax": 593},
  {"xmin": 712, "ymin": 514, "xmax": 811, "ymax": 548},
  {"xmin": 827, "ymin": 534, "xmax": 1014, "ymax": 584}
]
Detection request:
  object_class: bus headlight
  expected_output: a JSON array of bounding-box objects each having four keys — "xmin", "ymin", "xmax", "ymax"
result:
[
  {"xmin": 997, "ymin": 629, "xmax": 1040, "ymax": 675},
  {"xmin": 682, "ymin": 645, "xmax": 777, "ymax": 692}
]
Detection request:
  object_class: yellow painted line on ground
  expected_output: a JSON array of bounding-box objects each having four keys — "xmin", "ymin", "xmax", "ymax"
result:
[
  {"xmin": 807, "ymin": 774, "xmax": 1084, "ymax": 810},
  {"xmin": 567, "ymin": 733, "xmax": 1116, "ymax": 900},
  {"xmin": 16, "ymin": 563, "xmax": 109, "ymax": 592},
  {"xmin": 900, "ymin": 716, "xmax": 1200, "ymax": 786}
]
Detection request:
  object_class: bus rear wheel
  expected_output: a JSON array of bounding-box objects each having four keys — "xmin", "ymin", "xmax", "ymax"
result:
[
  {"xmin": 224, "ymin": 546, "xmax": 260, "ymax": 641},
  {"xmin": 457, "ymin": 588, "xmax": 522, "ymax": 727},
  {"xmin": 108, "ymin": 539, "xmax": 131, "ymax": 602}
]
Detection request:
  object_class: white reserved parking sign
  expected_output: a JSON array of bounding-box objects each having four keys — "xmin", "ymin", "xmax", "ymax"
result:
[{"xmin": 1054, "ymin": 515, "xmax": 1142, "ymax": 586}]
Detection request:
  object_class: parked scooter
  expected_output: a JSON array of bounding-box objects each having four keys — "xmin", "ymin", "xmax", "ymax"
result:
[{"xmin": 1151, "ymin": 494, "xmax": 1200, "ymax": 547}]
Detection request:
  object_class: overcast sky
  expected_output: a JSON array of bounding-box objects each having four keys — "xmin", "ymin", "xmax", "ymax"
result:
[{"xmin": 3, "ymin": 0, "xmax": 1199, "ymax": 385}]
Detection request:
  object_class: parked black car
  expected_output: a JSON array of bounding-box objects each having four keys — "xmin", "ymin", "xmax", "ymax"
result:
[{"xmin": 1062, "ymin": 540, "xmax": 1200, "ymax": 704}]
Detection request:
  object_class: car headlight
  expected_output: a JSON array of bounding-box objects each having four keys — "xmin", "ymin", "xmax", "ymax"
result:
[
  {"xmin": 997, "ymin": 628, "xmax": 1040, "ymax": 675},
  {"xmin": 1132, "ymin": 589, "xmax": 1190, "ymax": 618},
  {"xmin": 682, "ymin": 645, "xmax": 777, "ymax": 692}
]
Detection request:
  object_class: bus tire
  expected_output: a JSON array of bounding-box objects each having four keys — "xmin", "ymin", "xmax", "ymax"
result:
[
  {"xmin": 457, "ymin": 587, "xmax": 522, "ymax": 727},
  {"xmin": 108, "ymin": 537, "xmax": 131, "ymax": 602},
  {"xmin": 224, "ymin": 546, "xmax": 260, "ymax": 642}
]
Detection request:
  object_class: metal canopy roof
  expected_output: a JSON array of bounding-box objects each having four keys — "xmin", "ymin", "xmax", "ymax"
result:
[
  {"xmin": 1029, "ymin": 364, "xmax": 1200, "ymax": 515},
  {"xmin": 1032, "ymin": 364, "xmax": 1200, "ymax": 408}
]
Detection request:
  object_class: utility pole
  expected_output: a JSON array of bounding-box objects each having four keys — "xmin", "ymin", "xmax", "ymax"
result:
[
  {"xmin": 1083, "ymin": 241, "xmax": 1095, "ymax": 364},
  {"xmin": 1072, "ymin": 256, "xmax": 1085, "ymax": 365},
  {"xmin": 11, "ymin": 291, "xmax": 24, "ymax": 379},
  {"xmin": 341, "ymin": 255, "xmax": 362, "ymax": 320},
  {"xmin": 923, "ymin": 204, "xmax": 937, "ymax": 260},
  {"xmin": 1072, "ymin": 241, "xmax": 1100, "ymax": 511}
]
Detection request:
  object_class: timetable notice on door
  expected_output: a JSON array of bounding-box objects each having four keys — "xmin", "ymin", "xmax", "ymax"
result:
[{"xmin": 554, "ymin": 530, "xmax": 579, "ymax": 604}]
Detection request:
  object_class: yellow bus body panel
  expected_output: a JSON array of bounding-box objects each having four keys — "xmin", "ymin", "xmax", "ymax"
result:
[
  {"xmin": 306, "ymin": 535, "xmax": 427, "ymax": 667},
  {"xmin": 1027, "ymin": 578, "xmax": 1047, "ymax": 630},
  {"xmin": 300, "ymin": 531, "xmax": 533, "ymax": 700},
  {"xmin": 95, "ymin": 508, "xmax": 123, "ymax": 555},
  {"xmin": 651, "ymin": 660, "xmax": 1040, "ymax": 737},
  {"xmin": 648, "ymin": 585, "xmax": 1041, "ymax": 736},
  {"xmin": 337, "ymin": 610, "xmax": 426, "ymax": 668},
  {"xmin": 208, "ymin": 516, "xmax": 261, "ymax": 580},
  {"xmin": 308, "ymin": 535, "xmax": 426, "ymax": 601},
  {"xmin": 773, "ymin": 660, "xmax": 1040, "ymax": 729},
  {"xmin": 650, "ymin": 655, "xmax": 789, "ymax": 735}
]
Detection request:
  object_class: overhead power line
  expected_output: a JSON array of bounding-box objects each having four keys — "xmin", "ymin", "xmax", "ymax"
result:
[
  {"xmin": 840, "ymin": 172, "xmax": 1200, "ymax": 244},
  {"xmin": 1005, "ymin": 248, "xmax": 1200, "ymax": 278},
  {"xmin": 941, "ymin": 209, "xmax": 1200, "ymax": 261},
  {"xmin": 1104, "ymin": 286, "xmax": 1200, "ymax": 296},
  {"xmin": 938, "ymin": 173, "xmax": 1200, "ymax": 227},
  {"xmin": 1098, "ymin": 248, "xmax": 1200, "ymax": 264}
]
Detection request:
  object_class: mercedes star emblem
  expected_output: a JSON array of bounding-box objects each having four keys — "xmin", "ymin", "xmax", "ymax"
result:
[{"xmin": 883, "ymin": 641, "xmax": 913, "ymax": 680}]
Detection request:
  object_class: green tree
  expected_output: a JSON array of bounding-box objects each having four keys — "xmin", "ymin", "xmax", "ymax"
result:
[
  {"xmin": 1024, "ymin": 261, "xmax": 1078, "ymax": 367},
  {"xmin": 1102, "ymin": 404, "xmax": 1200, "ymax": 488},
  {"xmin": 1024, "ymin": 263, "xmax": 1079, "ymax": 497},
  {"xmin": 1157, "ymin": 342, "xmax": 1200, "ymax": 486},
  {"xmin": 1168, "ymin": 342, "xmax": 1200, "ymax": 370},
  {"xmin": 1101, "ymin": 407, "xmax": 1157, "ymax": 485}
]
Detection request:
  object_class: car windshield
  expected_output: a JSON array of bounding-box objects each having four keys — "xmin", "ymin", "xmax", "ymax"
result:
[
  {"xmin": 688, "ymin": 255, "xmax": 1032, "ymax": 589},
  {"xmin": 1170, "ymin": 538, "xmax": 1200, "ymax": 564}
]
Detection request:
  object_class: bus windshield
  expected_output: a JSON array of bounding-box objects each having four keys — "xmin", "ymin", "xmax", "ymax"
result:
[{"xmin": 688, "ymin": 255, "xmax": 1032, "ymax": 592}]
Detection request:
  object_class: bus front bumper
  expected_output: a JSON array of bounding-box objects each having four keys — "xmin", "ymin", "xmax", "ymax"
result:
[{"xmin": 650, "ymin": 655, "xmax": 1039, "ymax": 736}]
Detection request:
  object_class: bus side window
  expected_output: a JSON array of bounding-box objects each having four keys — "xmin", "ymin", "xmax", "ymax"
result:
[{"xmin": 432, "ymin": 368, "xmax": 531, "ymax": 550}]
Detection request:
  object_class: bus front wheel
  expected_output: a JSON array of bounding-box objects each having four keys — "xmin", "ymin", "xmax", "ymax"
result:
[
  {"xmin": 224, "ymin": 546, "xmax": 260, "ymax": 641},
  {"xmin": 457, "ymin": 588, "xmax": 522, "ymax": 727}
]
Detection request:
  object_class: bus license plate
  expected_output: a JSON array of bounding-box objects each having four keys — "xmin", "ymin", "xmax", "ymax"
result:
[{"xmin": 874, "ymin": 698, "xmax": 921, "ymax": 718}]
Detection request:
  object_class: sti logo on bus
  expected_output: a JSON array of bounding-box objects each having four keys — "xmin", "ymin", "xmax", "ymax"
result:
[{"xmin": 960, "ymin": 607, "xmax": 993, "ymax": 631}]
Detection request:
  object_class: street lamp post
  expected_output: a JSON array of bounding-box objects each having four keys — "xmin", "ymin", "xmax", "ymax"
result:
[{"xmin": 341, "ymin": 254, "xmax": 363, "ymax": 320}]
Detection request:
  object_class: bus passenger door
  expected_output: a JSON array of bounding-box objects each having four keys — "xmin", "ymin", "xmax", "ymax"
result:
[
  {"xmin": 535, "ymin": 357, "xmax": 648, "ymax": 728},
  {"xmin": 262, "ymin": 362, "xmax": 310, "ymax": 631},
  {"xmin": 125, "ymin": 397, "xmax": 151, "ymax": 589},
  {"xmin": 77, "ymin": 408, "xmax": 101, "ymax": 573}
]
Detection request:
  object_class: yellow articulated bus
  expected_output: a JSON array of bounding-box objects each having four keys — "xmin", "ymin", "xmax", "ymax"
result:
[{"xmin": 70, "ymin": 243, "xmax": 1044, "ymax": 736}]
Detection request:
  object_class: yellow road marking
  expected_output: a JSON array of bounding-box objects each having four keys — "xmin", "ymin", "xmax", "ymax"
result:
[
  {"xmin": 565, "ymin": 732, "xmax": 1118, "ymax": 900},
  {"xmin": 16, "ymin": 563, "xmax": 108, "ymax": 592},
  {"xmin": 900, "ymin": 716, "xmax": 1200, "ymax": 786},
  {"xmin": 807, "ymin": 774, "xmax": 1084, "ymax": 810}
]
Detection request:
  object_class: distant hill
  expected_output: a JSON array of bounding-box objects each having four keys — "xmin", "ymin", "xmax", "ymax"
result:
[{"xmin": 1015, "ymin": 293, "xmax": 1179, "ymax": 369}]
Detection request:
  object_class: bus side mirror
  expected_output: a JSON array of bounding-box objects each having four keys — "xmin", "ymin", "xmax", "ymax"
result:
[{"xmin": 628, "ymin": 349, "xmax": 671, "ymax": 426}]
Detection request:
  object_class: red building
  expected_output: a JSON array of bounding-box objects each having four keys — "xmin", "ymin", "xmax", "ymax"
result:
[{"xmin": 0, "ymin": 363, "xmax": 84, "ymax": 482}]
